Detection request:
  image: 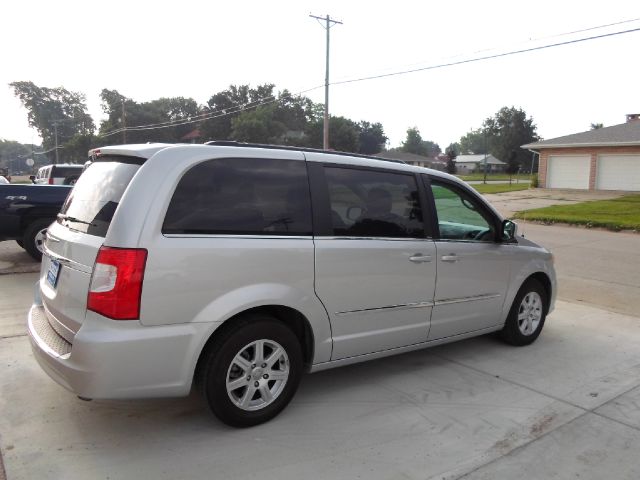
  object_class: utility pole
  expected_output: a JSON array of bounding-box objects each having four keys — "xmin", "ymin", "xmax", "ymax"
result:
[
  {"xmin": 53, "ymin": 121, "xmax": 59, "ymax": 165},
  {"xmin": 122, "ymin": 99, "xmax": 127, "ymax": 144},
  {"xmin": 310, "ymin": 13, "xmax": 342, "ymax": 150}
]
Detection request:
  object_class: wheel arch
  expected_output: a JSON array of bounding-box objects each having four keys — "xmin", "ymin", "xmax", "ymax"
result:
[
  {"xmin": 193, "ymin": 304, "xmax": 316, "ymax": 390},
  {"xmin": 526, "ymin": 272, "xmax": 553, "ymax": 313}
]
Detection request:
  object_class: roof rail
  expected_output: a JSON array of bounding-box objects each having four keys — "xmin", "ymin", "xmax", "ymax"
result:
[{"xmin": 204, "ymin": 141, "xmax": 406, "ymax": 164}]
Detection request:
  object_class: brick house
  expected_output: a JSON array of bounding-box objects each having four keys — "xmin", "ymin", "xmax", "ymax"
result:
[{"xmin": 522, "ymin": 114, "xmax": 640, "ymax": 191}]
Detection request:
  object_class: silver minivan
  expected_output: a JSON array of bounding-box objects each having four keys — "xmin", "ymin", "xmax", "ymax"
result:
[{"xmin": 28, "ymin": 142, "xmax": 556, "ymax": 427}]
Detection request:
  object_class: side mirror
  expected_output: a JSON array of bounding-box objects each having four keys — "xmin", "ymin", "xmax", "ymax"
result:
[
  {"xmin": 29, "ymin": 175, "xmax": 36, "ymax": 183},
  {"xmin": 502, "ymin": 219, "xmax": 518, "ymax": 242}
]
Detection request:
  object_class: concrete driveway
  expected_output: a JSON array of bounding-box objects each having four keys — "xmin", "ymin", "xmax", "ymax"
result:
[
  {"xmin": 1, "ymin": 204, "xmax": 640, "ymax": 479},
  {"xmin": 1, "ymin": 278, "xmax": 640, "ymax": 479},
  {"xmin": 484, "ymin": 188, "xmax": 625, "ymax": 218}
]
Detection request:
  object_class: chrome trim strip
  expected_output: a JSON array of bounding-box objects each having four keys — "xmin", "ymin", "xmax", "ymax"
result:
[
  {"xmin": 335, "ymin": 294, "xmax": 500, "ymax": 316},
  {"xmin": 335, "ymin": 301, "xmax": 434, "ymax": 316},
  {"xmin": 163, "ymin": 234, "xmax": 313, "ymax": 240},
  {"xmin": 45, "ymin": 231, "xmax": 60, "ymax": 242},
  {"xmin": 42, "ymin": 243, "xmax": 92, "ymax": 273},
  {"xmin": 163, "ymin": 235, "xmax": 434, "ymax": 241},
  {"xmin": 316, "ymin": 236, "xmax": 432, "ymax": 241},
  {"xmin": 435, "ymin": 293, "xmax": 501, "ymax": 306}
]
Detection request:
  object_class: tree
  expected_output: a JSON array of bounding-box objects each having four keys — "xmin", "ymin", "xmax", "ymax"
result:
[
  {"xmin": 445, "ymin": 143, "xmax": 458, "ymax": 174},
  {"xmin": 459, "ymin": 129, "xmax": 487, "ymax": 154},
  {"xmin": 200, "ymin": 84, "xmax": 276, "ymax": 141},
  {"xmin": 0, "ymin": 139, "xmax": 39, "ymax": 173},
  {"xmin": 590, "ymin": 122, "xmax": 603, "ymax": 130},
  {"xmin": 98, "ymin": 89, "xmax": 201, "ymax": 144},
  {"xmin": 231, "ymin": 104, "xmax": 287, "ymax": 144},
  {"xmin": 400, "ymin": 127, "xmax": 440, "ymax": 156},
  {"xmin": 482, "ymin": 106, "xmax": 539, "ymax": 169},
  {"xmin": 305, "ymin": 116, "xmax": 360, "ymax": 152},
  {"xmin": 505, "ymin": 149, "xmax": 520, "ymax": 181},
  {"xmin": 357, "ymin": 121, "xmax": 387, "ymax": 154},
  {"xmin": 10, "ymin": 81, "xmax": 95, "ymax": 163}
]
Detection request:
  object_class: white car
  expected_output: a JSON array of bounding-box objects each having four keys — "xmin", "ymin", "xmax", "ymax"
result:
[
  {"xmin": 32, "ymin": 164, "xmax": 83, "ymax": 185},
  {"xmin": 28, "ymin": 142, "xmax": 556, "ymax": 427},
  {"xmin": 0, "ymin": 175, "xmax": 9, "ymax": 184}
]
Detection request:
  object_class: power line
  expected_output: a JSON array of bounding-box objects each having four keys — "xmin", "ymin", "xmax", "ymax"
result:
[
  {"xmin": 97, "ymin": 22, "xmax": 640, "ymax": 138},
  {"xmin": 331, "ymin": 26, "xmax": 640, "ymax": 87}
]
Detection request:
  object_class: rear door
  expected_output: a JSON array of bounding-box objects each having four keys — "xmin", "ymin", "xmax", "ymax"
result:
[
  {"xmin": 40, "ymin": 159, "xmax": 142, "ymax": 341},
  {"xmin": 312, "ymin": 163, "xmax": 437, "ymax": 360}
]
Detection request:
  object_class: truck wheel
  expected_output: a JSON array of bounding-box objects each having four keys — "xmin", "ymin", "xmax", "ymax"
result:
[{"xmin": 23, "ymin": 219, "xmax": 53, "ymax": 261}]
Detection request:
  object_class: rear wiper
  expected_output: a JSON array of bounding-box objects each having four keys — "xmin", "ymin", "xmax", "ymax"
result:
[{"xmin": 57, "ymin": 213, "xmax": 96, "ymax": 226}]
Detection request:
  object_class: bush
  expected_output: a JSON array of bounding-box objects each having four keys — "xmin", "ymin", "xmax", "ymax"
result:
[{"xmin": 530, "ymin": 173, "xmax": 539, "ymax": 188}]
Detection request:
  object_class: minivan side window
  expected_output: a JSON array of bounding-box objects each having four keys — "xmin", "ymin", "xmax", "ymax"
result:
[
  {"xmin": 430, "ymin": 181, "xmax": 496, "ymax": 242},
  {"xmin": 163, "ymin": 158, "xmax": 312, "ymax": 236},
  {"xmin": 324, "ymin": 166, "xmax": 424, "ymax": 238}
]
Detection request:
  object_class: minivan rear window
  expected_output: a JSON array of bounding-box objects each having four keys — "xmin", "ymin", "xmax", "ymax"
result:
[{"xmin": 58, "ymin": 161, "xmax": 140, "ymax": 237}]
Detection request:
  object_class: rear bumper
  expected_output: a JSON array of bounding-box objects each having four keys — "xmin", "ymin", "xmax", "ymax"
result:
[{"xmin": 27, "ymin": 304, "xmax": 219, "ymax": 399}]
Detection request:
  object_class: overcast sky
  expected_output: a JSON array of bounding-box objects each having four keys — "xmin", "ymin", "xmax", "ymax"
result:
[{"xmin": 1, "ymin": 0, "xmax": 639, "ymax": 150}]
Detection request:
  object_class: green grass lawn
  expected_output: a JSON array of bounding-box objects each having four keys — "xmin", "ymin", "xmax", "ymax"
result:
[
  {"xmin": 513, "ymin": 195, "xmax": 640, "ymax": 231},
  {"xmin": 456, "ymin": 173, "xmax": 531, "ymax": 181},
  {"xmin": 471, "ymin": 183, "xmax": 530, "ymax": 194}
]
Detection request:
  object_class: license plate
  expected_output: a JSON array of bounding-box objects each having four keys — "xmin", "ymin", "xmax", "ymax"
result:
[{"xmin": 46, "ymin": 259, "xmax": 61, "ymax": 289}]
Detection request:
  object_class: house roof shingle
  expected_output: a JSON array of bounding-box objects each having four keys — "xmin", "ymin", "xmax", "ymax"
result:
[{"xmin": 522, "ymin": 121, "xmax": 640, "ymax": 149}]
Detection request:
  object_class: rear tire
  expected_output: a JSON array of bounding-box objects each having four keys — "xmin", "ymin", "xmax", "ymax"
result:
[
  {"xmin": 199, "ymin": 315, "xmax": 303, "ymax": 427},
  {"xmin": 500, "ymin": 279, "xmax": 548, "ymax": 346},
  {"xmin": 23, "ymin": 218, "xmax": 53, "ymax": 261}
]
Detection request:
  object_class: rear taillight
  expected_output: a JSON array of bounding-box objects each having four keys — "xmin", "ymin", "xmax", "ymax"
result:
[
  {"xmin": 48, "ymin": 177, "xmax": 53, "ymax": 185},
  {"xmin": 87, "ymin": 247, "xmax": 148, "ymax": 320}
]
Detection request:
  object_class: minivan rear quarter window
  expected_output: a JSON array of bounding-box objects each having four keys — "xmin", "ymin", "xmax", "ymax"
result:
[
  {"xmin": 163, "ymin": 158, "xmax": 312, "ymax": 236},
  {"xmin": 58, "ymin": 161, "xmax": 141, "ymax": 237}
]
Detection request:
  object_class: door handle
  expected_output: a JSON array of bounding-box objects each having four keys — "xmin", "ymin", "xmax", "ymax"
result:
[
  {"xmin": 441, "ymin": 254, "xmax": 459, "ymax": 262},
  {"xmin": 409, "ymin": 254, "xmax": 432, "ymax": 263}
]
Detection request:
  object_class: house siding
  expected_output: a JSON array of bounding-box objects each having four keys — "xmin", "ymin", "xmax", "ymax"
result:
[{"xmin": 539, "ymin": 146, "xmax": 640, "ymax": 189}]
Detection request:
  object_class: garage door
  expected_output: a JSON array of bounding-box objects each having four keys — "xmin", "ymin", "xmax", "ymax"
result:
[
  {"xmin": 596, "ymin": 155, "xmax": 640, "ymax": 191},
  {"xmin": 547, "ymin": 155, "xmax": 590, "ymax": 189}
]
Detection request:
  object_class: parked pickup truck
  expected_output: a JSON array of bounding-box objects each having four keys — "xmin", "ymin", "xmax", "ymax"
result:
[{"xmin": 0, "ymin": 184, "xmax": 72, "ymax": 260}]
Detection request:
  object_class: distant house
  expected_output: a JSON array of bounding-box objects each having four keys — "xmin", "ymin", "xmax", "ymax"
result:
[
  {"xmin": 181, "ymin": 128, "xmax": 202, "ymax": 143},
  {"xmin": 522, "ymin": 114, "xmax": 640, "ymax": 191},
  {"xmin": 377, "ymin": 151, "xmax": 446, "ymax": 170},
  {"xmin": 454, "ymin": 154, "xmax": 506, "ymax": 173}
]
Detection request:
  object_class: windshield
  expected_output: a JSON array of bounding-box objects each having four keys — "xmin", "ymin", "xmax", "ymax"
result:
[{"xmin": 58, "ymin": 161, "xmax": 139, "ymax": 237}]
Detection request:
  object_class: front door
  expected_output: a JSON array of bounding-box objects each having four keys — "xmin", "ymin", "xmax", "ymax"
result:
[
  {"xmin": 427, "ymin": 179, "xmax": 510, "ymax": 340},
  {"xmin": 313, "ymin": 165, "xmax": 437, "ymax": 360}
]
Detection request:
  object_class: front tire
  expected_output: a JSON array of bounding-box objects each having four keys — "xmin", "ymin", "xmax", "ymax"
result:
[
  {"xmin": 199, "ymin": 315, "xmax": 303, "ymax": 427},
  {"xmin": 500, "ymin": 279, "xmax": 548, "ymax": 346}
]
